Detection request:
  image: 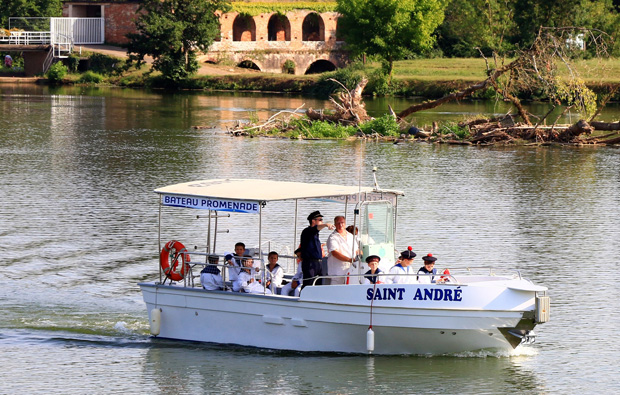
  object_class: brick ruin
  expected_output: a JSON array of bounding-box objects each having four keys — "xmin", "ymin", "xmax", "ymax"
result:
[{"xmin": 63, "ymin": 2, "xmax": 347, "ymax": 75}]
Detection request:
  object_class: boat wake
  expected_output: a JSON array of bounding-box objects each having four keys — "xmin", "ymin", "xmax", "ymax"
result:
[{"xmin": 451, "ymin": 345, "xmax": 539, "ymax": 358}]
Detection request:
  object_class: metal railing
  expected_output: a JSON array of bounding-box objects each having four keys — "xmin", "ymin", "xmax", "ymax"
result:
[{"xmin": 0, "ymin": 30, "xmax": 51, "ymax": 45}]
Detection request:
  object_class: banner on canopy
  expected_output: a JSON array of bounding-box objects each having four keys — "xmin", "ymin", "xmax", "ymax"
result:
[{"xmin": 161, "ymin": 194, "xmax": 260, "ymax": 213}]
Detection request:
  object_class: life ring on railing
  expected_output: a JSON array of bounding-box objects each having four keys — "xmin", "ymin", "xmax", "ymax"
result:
[{"xmin": 160, "ymin": 240, "xmax": 191, "ymax": 281}]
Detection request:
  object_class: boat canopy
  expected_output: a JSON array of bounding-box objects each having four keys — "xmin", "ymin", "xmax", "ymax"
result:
[{"xmin": 155, "ymin": 179, "xmax": 402, "ymax": 209}]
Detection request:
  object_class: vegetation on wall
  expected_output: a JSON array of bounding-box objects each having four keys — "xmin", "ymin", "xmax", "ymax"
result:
[{"xmin": 230, "ymin": 1, "xmax": 337, "ymax": 16}]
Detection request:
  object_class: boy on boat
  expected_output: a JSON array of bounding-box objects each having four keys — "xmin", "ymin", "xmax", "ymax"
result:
[
  {"xmin": 281, "ymin": 248, "xmax": 303, "ymax": 296},
  {"xmin": 233, "ymin": 256, "xmax": 271, "ymax": 294},
  {"xmin": 363, "ymin": 255, "xmax": 383, "ymax": 284},
  {"xmin": 225, "ymin": 242, "xmax": 246, "ymax": 282},
  {"xmin": 386, "ymin": 248, "xmax": 417, "ymax": 284},
  {"xmin": 417, "ymin": 254, "xmax": 438, "ymax": 283},
  {"xmin": 200, "ymin": 255, "xmax": 224, "ymax": 290},
  {"xmin": 264, "ymin": 251, "xmax": 284, "ymax": 292}
]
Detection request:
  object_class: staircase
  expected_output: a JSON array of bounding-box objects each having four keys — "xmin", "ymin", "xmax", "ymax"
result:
[{"xmin": 42, "ymin": 33, "xmax": 74, "ymax": 74}]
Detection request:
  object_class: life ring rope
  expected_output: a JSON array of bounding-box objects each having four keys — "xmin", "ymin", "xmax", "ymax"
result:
[{"xmin": 160, "ymin": 240, "xmax": 191, "ymax": 281}]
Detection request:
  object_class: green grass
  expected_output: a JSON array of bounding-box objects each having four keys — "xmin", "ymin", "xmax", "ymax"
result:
[
  {"xmin": 391, "ymin": 58, "xmax": 490, "ymax": 81},
  {"xmin": 384, "ymin": 57, "xmax": 620, "ymax": 84}
]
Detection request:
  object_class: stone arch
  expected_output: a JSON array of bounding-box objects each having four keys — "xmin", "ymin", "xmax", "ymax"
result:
[
  {"xmin": 281, "ymin": 59, "xmax": 296, "ymax": 74},
  {"xmin": 237, "ymin": 59, "xmax": 261, "ymax": 71},
  {"xmin": 305, "ymin": 59, "xmax": 336, "ymax": 74},
  {"xmin": 302, "ymin": 12, "xmax": 325, "ymax": 41},
  {"xmin": 268, "ymin": 14, "xmax": 291, "ymax": 41},
  {"xmin": 232, "ymin": 14, "xmax": 256, "ymax": 41}
]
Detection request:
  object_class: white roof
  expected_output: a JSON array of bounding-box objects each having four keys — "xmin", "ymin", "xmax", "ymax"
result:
[{"xmin": 155, "ymin": 179, "xmax": 394, "ymax": 202}]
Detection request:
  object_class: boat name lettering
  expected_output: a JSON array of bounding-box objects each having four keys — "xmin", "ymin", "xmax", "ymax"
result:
[
  {"xmin": 162, "ymin": 195, "xmax": 259, "ymax": 213},
  {"xmin": 366, "ymin": 287, "xmax": 405, "ymax": 301},
  {"xmin": 413, "ymin": 288, "xmax": 462, "ymax": 302}
]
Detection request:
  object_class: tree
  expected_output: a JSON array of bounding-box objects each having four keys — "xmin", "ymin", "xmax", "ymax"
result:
[
  {"xmin": 336, "ymin": 0, "xmax": 446, "ymax": 80},
  {"xmin": 437, "ymin": 0, "xmax": 516, "ymax": 57},
  {"xmin": 126, "ymin": 0, "xmax": 231, "ymax": 82},
  {"xmin": 0, "ymin": 0, "xmax": 62, "ymax": 29}
]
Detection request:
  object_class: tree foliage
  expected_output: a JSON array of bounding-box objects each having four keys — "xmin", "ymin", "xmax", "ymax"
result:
[
  {"xmin": 438, "ymin": 0, "xmax": 620, "ymax": 57},
  {"xmin": 336, "ymin": 0, "xmax": 446, "ymax": 79},
  {"xmin": 0, "ymin": 0, "xmax": 62, "ymax": 29},
  {"xmin": 438, "ymin": 0, "xmax": 516, "ymax": 57},
  {"xmin": 126, "ymin": 0, "xmax": 231, "ymax": 82}
]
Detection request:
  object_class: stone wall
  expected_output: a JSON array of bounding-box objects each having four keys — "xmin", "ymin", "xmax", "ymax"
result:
[{"xmin": 62, "ymin": 2, "xmax": 348, "ymax": 74}]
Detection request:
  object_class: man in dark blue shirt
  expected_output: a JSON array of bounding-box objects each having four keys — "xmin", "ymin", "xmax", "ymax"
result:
[{"xmin": 300, "ymin": 210, "xmax": 334, "ymax": 288}]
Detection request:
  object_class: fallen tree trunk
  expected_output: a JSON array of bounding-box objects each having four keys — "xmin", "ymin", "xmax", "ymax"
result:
[
  {"xmin": 558, "ymin": 119, "xmax": 594, "ymax": 141},
  {"xmin": 590, "ymin": 121, "xmax": 620, "ymax": 131},
  {"xmin": 396, "ymin": 59, "xmax": 523, "ymax": 119}
]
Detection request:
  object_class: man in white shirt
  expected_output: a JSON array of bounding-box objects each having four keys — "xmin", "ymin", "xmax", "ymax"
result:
[
  {"xmin": 386, "ymin": 248, "xmax": 417, "ymax": 284},
  {"xmin": 326, "ymin": 216, "xmax": 357, "ymax": 285}
]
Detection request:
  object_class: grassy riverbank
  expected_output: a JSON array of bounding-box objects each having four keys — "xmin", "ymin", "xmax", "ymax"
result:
[{"xmin": 4, "ymin": 53, "xmax": 620, "ymax": 100}]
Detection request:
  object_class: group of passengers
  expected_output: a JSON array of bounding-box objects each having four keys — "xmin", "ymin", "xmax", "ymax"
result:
[
  {"xmin": 363, "ymin": 248, "xmax": 443, "ymax": 285},
  {"xmin": 200, "ymin": 241, "xmax": 287, "ymax": 294},
  {"xmin": 200, "ymin": 209, "xmax": 445, "ymax": 294}
]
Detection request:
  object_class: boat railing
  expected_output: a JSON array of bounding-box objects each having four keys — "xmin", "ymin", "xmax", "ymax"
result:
[{"xmin": 312, "ymin": 272, "xmax": 459, "ymax": 285}]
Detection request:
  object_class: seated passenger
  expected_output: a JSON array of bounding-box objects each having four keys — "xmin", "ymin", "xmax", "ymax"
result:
[
  {"xmin": 363, "ymin": 255, "xmax": 383, "ymax": 284},
  {"xmin": 417, "ymin": 254, "xmax": 437, "ymax": 283},
  {"xmin": 225, "ymin": 242, "xmax": 246, "ymax": 282},
  {"xmin": 264, "ymin": 251, "xmax": 284, "ymax": 293},
  {"xmin": 200, "ymin": 255, "xmax": 224, "ymax": 290},
  {"xmin": 386, "ymin": 248, "xmax": 417, "ymax": 284},
  {"xmin": 233, "ymin": 257, "xmax": 272, "ymax": 294},
  {"xmin": 281, "ymin": 248, "xmax": 303, "ymax": 297}
]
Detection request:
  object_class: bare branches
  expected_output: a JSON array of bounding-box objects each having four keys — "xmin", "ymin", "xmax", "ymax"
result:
[{"xmin": 397, "ymin": 27, "xmax": 612, "ymax": 124}]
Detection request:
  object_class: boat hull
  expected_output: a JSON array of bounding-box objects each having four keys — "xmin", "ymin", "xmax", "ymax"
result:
[{"xmin": 139, "ymin": 280, "xmax": 541, "ymax": 355}]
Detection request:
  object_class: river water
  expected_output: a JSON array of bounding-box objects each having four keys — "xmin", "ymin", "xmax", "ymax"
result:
[{"xmin": 0, "ymin": 85, "xmax": 618, "ymax": 394}]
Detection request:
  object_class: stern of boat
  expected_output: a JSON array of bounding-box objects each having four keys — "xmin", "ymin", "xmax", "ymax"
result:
[{"xmin": 499, "ymin": 291, "xmax": 550, "ymax": 348}]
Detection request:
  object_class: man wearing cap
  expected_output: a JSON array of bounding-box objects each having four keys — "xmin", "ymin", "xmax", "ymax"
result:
[
  {"xmin": 417, "ymin": 254, "xmax": 438, "ymax": 283},
  {"xmin": 363, "ymin": 255, "xmax": 383, "ymax": 284},
  {"xmin": 299, "ymin": 211, "xmax": 334, "ymax": 287},
  {"xmin": 386, "ymin": 248, "xmax": 417, "ymax": 284},
  {"xmin": 326, "ymin": 215, "xmax": 357, "ymax": 285}
]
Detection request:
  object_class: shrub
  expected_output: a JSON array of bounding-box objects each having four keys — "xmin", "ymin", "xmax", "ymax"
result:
[
  {"xmin": 47, "ymin": 62, "xmax": 68, "ymax": 82},
  {"xmin": 78, "ymin": 71, "xmax": 104, "ymax": 84},
  {"xmin": 365, "ymin": 69, "xmax": 393, "ymax": 96},
  {"xmin": 282, "ymin": 60, "xmax": 295, "ymax": 74},
  {"xmin": 289, "ymin": 119, "xmax": 355, "ymax": 139},
  {"xmin": 88, "ymin": 53, "xmax": 124, "ymax": 75},
  {"xmin": 438, "ymin": 122, "xmax": 470, "ymax": 139},
  {"xmin": 66, "ymin": 54, "xmax": 80, "ymax": 73},
  {"xmin": 306, "ymin": 66, "xmax": 365, "ymax": 98},
  {"xmin": 358, "ymin": 115, "xmax": 401, "ymax": 136}
]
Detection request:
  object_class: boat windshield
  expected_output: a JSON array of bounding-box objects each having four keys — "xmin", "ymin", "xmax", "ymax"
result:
[{"xmin": 360, "ymin": 201, "xmax": 396, "ymax": 269}]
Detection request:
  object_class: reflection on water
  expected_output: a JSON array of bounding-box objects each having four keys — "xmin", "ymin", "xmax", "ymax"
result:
[
  {"xmin": 141, "ymin": 345, "xmax": 541, "ymax": 394},
  {"xmin": 0, "ymin": 86, "xmax": 619, "ymax": 393}
]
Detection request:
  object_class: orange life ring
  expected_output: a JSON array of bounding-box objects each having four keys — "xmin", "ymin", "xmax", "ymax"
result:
[{"xmin": 160, "ymin": 240, "xmax": 191, "ymax": 281}]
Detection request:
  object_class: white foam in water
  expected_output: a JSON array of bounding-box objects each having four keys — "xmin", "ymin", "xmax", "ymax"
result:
[
  {"xmin": 113, "ymin": 321, "xmax": 132, "ymax": 334},
  {"xmin": 452, "ymin": 345, "xmax": 539, "ymax": 358}
]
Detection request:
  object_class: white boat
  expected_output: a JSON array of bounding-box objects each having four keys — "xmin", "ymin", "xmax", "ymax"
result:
[{"xmin": 139, "ymin": 178, "xmax": 550, "ymax": 355}]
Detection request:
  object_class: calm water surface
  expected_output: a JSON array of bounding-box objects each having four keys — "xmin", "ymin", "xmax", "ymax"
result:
[{"xmin": 0, "ymin": 85, "xmax": 618, "ymax": 394}]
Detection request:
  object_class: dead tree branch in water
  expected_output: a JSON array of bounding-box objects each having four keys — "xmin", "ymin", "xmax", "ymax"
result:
[
  {"xmin": 397, "ymin": 27, "xmax": 611, "ymax": 127},
  {"xmin": 307, "ymin": 78, "xmax": 370, "ymax": 125}
]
